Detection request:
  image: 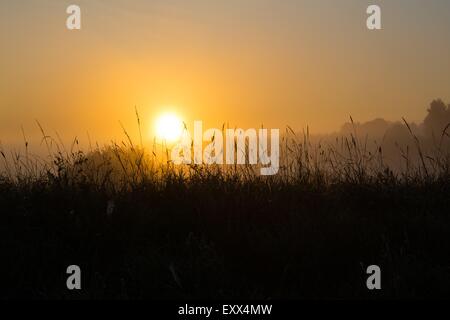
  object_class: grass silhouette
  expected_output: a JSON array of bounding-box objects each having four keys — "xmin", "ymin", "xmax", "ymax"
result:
[{"xmin": 0, "ymin": 116, "xmax": 449, "ymax": 299}]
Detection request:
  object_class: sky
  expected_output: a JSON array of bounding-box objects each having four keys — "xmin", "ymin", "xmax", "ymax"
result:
[{"xmin": 1, "ymin": 0, "xmax": 450, "ymax": 147}]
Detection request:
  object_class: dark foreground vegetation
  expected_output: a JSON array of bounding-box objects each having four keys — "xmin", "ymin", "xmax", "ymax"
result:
[{"xmin": 1, "ymin": 114, "xmax": 450, "ymax": 299}]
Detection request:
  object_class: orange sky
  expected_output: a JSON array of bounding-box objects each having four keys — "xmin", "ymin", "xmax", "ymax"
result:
[{"xmin": 1, "ymin": 0, "xmax": 450, "ymax": 148}]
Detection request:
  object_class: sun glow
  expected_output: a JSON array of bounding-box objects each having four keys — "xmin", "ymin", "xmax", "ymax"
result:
[{"xmin": 154, "ymin": 113, "xmax": 184, "ymax": 143}]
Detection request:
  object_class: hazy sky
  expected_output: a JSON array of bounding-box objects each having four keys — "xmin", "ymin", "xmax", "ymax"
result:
[{"xmin": 1, "ymin": 0, "xmax": 450, "ymax": 146}]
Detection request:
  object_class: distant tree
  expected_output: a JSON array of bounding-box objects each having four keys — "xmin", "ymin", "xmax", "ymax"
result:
[
  {"xmin": 340, "ymin": 118, "xmax": 391, "ymax": 138},
  {"xmin": 423, "ymin": 99, "xmax": 450, "ymax": 137}
]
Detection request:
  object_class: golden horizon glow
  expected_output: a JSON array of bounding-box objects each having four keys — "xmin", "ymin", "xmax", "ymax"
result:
[
  {"xmin": 2, "ymin": 1, "xmax": 450, "ymax": 144},
  {"xmin": 154, "ymin": 113, "xmax": 184, "ymax": 143}
]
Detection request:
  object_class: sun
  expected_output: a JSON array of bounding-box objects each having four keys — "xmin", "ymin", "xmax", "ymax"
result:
[{"xmin": 154, "ymin": 113, "xmax": 184, "ymax": 143}]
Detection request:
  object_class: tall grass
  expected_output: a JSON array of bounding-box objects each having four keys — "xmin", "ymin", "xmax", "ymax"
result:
[
  {"xmin": 1, "ymin": 116, "xmax": 449, "ymax": 189},
  {"xmin": 0, "ymin": 116, "xmax": 449, "ymax": 299}
]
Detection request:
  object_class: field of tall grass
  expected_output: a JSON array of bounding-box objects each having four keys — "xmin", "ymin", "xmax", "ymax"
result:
[{"xmin": 1, "ymin": 118, "xmax": 449, "ymax": 299}]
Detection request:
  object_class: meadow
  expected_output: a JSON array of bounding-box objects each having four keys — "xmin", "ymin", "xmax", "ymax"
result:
[{"xmin": 1, "ymin": 116, "xmax": 449, "ymax": 299}]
